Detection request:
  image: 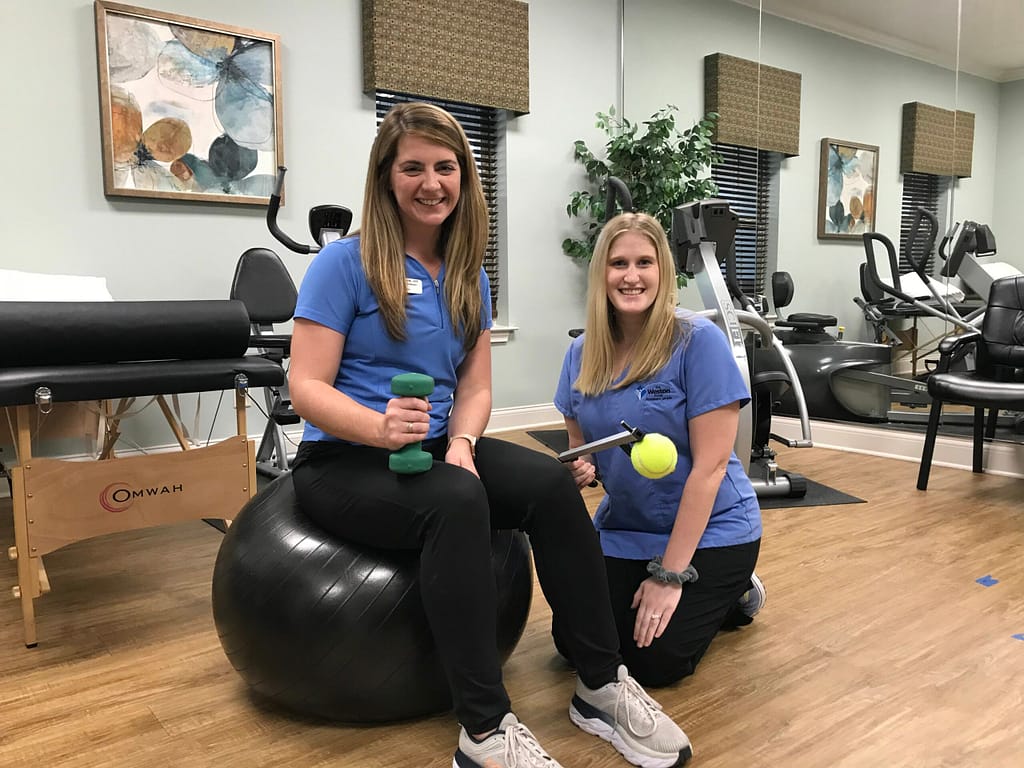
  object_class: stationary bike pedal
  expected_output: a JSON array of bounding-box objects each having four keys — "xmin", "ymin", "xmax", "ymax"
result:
[{"xmin": 271, "ymin": 402, "xmax": 301, "ymax": 425}]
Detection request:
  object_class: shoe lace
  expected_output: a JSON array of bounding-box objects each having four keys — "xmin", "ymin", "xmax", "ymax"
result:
[
  {"xmin": 614, "ymin": 673, "xmax": 663, "ymax": 738},
  {"xmin": 504, "ymin": 721, "xmax": 558, "ymax": 767}
]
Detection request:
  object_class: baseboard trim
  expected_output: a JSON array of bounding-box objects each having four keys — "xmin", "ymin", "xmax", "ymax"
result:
[
  {"xmin": 485, "ymin": 403, "xmax": 563, "ymax": 433},
  {"xmin": 772, "ymin": 415, "xmax": 1024, "ymax": 480}
]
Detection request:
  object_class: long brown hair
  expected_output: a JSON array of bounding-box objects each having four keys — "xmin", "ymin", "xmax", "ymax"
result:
[
  {"xmin": 360, "ymin": 102, "xmax": 488, "ymax": 348},
  {"xmin": 575, "ymin": 213, "xmax": 688, "ymax": 394}
]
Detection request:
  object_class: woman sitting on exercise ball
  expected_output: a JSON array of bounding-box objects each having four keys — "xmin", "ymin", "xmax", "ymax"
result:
[
  {"xmin": 287, "ymin": 103, "xmax": 692, "ymax": 768},
  {"xmin": 555, "ymin": 212, "xmax": 765, "ymax": 688}
]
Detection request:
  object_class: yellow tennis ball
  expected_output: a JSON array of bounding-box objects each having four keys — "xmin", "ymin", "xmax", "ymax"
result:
[{"xmin": 631, "ymin": 433, "xmax": 678, "ymax": 479}]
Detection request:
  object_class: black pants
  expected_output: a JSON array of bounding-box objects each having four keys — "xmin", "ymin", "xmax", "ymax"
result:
[
  {"xmin": 555, "ymin": 539, "xmax": 760, "ymax": 688},
  {"xmin": 291, "ymin": 436, "xmax": 622, "ymax": 734}
]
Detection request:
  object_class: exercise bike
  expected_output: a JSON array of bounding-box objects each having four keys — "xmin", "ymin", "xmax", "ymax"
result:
[
  {"xmin": 231, "ymin": 166, "xmax": 353, "ymax": 478},
  {"xmin": 671, "ymin": 199, "xmax": 813, "ymax": 499}
]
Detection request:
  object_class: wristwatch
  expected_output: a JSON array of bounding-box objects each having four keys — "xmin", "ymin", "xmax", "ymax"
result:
[{"xmin": 447, "ymin": 433, "xmax": 478, "ymax": 457}]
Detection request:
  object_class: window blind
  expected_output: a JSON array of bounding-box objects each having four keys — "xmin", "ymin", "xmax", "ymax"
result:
[
  {"xmin": 899, "ymin": 172, "xmax": 945, "ymax": 276},
  {"xmin": 710, "ymin": 143, "xmax": 777, "ymax": 296}
]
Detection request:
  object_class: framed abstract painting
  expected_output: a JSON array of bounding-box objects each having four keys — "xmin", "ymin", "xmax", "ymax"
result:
[
  {"xmin": 94, "ymin": 1, "xmax": 284, "ymax": 205},
  {"xmin": 817, "ymin": 138, "xmax": 878, "ymax": 239}
]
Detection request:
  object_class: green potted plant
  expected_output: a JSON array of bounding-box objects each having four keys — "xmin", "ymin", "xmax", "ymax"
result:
[{"xmin": 563, "ymin": 105, "xmax": 720, "ymax": 281}]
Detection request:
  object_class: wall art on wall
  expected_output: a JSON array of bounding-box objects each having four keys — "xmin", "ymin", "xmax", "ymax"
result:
[
  {"xmin": 817, "ymin": 138, "xmax": 878, "ymax": 239},
  {"xmin": 94, "ymin": 1, "xmax": 283, "ymax": 206}
]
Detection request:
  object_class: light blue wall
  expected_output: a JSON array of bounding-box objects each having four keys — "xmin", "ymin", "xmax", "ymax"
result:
[
  {"xmin": 2, "ymin": 0, "xmax": 621, "ymax": 446},
  {"xmin": 499, "ymin": 0, "xmax": 621, "ymax": 407},
  {"xmin": 991, "ymin": 79, "xmax": 1024, "ymax": 265},
  {"xmin": 623, "ymin": 0, "xmax": 762, "ymax": 124}
]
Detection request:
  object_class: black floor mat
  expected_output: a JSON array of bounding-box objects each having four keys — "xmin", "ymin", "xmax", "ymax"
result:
[{"xmin": 526, "ymin": 429, "xmax": 865, "ymax": 509}]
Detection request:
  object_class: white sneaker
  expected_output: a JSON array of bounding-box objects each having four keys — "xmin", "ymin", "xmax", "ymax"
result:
[
  {"xmin": 569, "ymin": 665, "xmax": 692, "ymax": 767},
  {"xmin": 737, "ymin": 572, "xmax": 766, "ymax": 618},
  {"xmin": 453, "ymin": 712, "xmax": 563, "ymax": 767}
]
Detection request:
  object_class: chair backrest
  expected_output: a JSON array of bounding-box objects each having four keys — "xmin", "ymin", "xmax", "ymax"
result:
[
  {"xmin": 980, "ymin": 275, "xmax": 1024, "ymax": 370},
  {"xmin": 230, "ymin": 248, "xmax": 297, "ymax": 325},
  {"xmin": 771, "ymin": 271, "xmax": 794, "ymax": 312},
  {"xmin": 862, "ymin": 232, "xmax": 905, "ymax": 298},
  {"xmin": 859, "ymin": 263, "xmax": 884, "ymax": 305}
]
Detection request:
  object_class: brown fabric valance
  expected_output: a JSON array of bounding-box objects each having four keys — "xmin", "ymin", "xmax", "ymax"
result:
[
  {"xmin": 704, "ymin": 53, "xmax": 801, "ymax": 157},
  {"xmin": 362, "ymin": 0, "xmax": 529, "ymax": 114},
  {"xmin": 901, "ymin": 102, "xmax": 974, "ymax": 178}
]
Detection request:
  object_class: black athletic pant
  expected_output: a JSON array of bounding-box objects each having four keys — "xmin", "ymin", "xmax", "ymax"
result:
[
  {"xmin": 292, "ymin": 436, "xmax": 622, "ymax": 734},
  {"xmin": 554, "ymin": 539, "xmax": 760, "ymax": 688}
]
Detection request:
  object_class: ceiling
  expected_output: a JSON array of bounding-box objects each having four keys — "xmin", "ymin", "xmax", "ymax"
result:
[{"xmin": 734, "ymin": 0, "xmax": 1024, "ymax": 82}]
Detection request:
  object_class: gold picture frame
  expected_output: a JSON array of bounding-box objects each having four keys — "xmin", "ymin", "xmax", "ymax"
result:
[
  {"xmin": 94, "ymin": 1, "xmax": 284, "ymax": 206},
  {"xmin": 817, "ymin": 137, "xmax": 878, "ymax": 240}
]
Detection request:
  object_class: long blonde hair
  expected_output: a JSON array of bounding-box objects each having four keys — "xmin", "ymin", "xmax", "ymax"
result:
[
  {"xmin": 575, "ymin": 213, "xmax": 687, "ymax": 394},
  {"xmin": 360, "ymin": 102, "xmax": 488, "ymax": 349}
]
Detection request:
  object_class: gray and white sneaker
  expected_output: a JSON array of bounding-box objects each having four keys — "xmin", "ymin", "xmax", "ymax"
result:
[
  {"xmin": 454, "ymin": 712, "xmax": 563, "ymax": 768},
  {"xmin": 569, "ymin": 665, "xmax": 692, "ymax": 768},
  {"xmin": 737, "ymin": 572, "xmax": 766, "ymax": 618}
]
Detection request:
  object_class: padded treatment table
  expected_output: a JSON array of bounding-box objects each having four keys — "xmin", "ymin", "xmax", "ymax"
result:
[
  {"xmin": 864, "ymin": 298, "xmax": 983, "ymax": 376},
  {"xmin": 0, "ymin": 300, "xmax": 284, "ymax": 647}
]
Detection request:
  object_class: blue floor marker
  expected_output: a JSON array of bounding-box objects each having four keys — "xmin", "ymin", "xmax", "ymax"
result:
[{"xmin": 976, "ymin": 575, "xmax": 999, "ymax": 587}]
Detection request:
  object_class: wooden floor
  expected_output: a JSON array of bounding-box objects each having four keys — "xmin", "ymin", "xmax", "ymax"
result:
[{"xmin": 1, "ymin": 430, "xmax": 1023, "ymax": 767}]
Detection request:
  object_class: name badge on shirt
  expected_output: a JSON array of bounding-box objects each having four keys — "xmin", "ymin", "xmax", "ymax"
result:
[{"xmin": 405, "ymin": 278, "xmax": 423, "ymax": 295}]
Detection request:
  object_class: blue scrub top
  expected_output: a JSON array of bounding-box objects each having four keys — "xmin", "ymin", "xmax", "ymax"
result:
[
  {"xmin": 294, "ymin": 236, "xmax": 492, "ymax": 443},
  {"xmin": 554, "ymin": 313, "xmax": 761, "ymax": 558}
]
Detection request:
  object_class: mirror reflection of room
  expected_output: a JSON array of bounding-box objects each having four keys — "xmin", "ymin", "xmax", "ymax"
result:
[{"xmin": 625, "ymin": 0, "xmax": 1024, "ymax": 450}]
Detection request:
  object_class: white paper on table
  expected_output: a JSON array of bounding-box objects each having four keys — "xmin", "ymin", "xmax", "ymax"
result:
[
  {"xmin": 897, "ymin": 271, "xmax": 966, "ymax": 303},
  {"xmin": 0, "ymin": 269, "xmax": 114, "ymax": 301}
]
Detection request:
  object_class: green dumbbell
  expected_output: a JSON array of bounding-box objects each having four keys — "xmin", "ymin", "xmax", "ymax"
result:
[{"xmin": 389, "ymin": 373, "xmax": 435, "ymax": 474}]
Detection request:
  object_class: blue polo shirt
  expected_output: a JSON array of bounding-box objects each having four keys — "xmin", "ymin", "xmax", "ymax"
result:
[
  {"xmin": 554, "ymin": 314, "xmax": 761, "ymax": 558},
  {"xmin": 294, "ymin": 236, "xmax": 492, "ymax": 442}
]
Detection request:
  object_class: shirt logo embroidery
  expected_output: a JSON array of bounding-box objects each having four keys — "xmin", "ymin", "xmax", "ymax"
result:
[{"xmin": 636, "ymin": 382, "xmax": 672, "ymax": 401}]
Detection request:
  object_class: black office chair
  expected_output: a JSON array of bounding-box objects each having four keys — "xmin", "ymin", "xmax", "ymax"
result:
[
  {"xmin": 917, "ymin": 275, "xmax": 1024, "ymax": 489},
  {"xmin": 230, "ymin": 247, "xmax": 299, "ymax": 478}
]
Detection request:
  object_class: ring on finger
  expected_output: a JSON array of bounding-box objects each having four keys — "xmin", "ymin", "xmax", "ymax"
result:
[
  {"xmin": 407, "ymin": 421, "xmax": 414, "ymax": 433},
  {"xmin": 650, "ymin": 614, "xmax": 662, "ymax": 621}
]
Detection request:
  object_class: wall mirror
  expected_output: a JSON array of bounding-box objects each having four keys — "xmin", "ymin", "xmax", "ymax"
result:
[{"xmin": 619, "ymin": 0, "xmax": 1024, "ymax": 455}]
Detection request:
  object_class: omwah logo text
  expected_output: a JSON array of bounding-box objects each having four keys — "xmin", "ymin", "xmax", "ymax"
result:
[{"xmin": 99, "ymin": 482, "xmax": 184, "ymax": 513}]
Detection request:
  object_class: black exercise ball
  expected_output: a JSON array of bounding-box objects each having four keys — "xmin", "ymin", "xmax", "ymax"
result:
[{"xmin": 211, "ymin": 473, "xmax": 533, "ymax": 723}]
